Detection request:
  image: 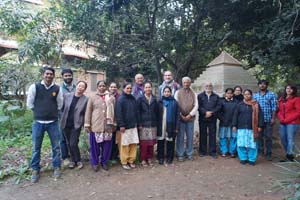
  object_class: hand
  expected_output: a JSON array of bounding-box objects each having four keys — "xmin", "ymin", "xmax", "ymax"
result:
[
  {"xmin": 120, "ymin": 127, "xmax": 125, "ymax": 133},
  {"xmin": 254, "ymin": 132, "xmax": 259, "ymax": 139},
  {"xmin": 186, "ymin": 114, "xmax": 192, "ymax": 120},
  {"xmin": 85, "ymin": 127, "xmax": 91, "ymax": 133},
  {"xmin": 270, "ymin": 118, "xmax": 275, "ymax": 125},
  {"xmin": 258, "ymin": 128, "xmax": 262, "ymax": 132},
  {"xmin": 180, "ymin": 114, "xmax": 187, "ymax": 121},
  {"xmin": 205, "ymin": 111, "xmax": 212, "ymax": 118},
  {"xmin": 138, "ymin": 126, "xmax": 143, "ymax": 130},
  {"xmin": 232, "ymin": 127, "xmax": 237, "ymax": 132}
]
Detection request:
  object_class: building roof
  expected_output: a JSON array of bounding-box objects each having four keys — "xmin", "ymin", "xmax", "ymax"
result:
[{"xmin": 207, "ymin": 51, "xmax": 242, "ymax": 67}]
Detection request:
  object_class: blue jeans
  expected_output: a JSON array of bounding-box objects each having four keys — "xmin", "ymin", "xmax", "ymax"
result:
[
  {"xmin": 176, "ymin": 121, "xmax": 194, "ymax": 158},
  {"xmin": 31, "ymin": 121, "xmax": 61, "ymax": 171},
  {"xmin": 258, "ymin": 122, "xmax": 273, "ymax": 156},
  {"xmin": 279, "ymin": 124, "xmax": 296, "ymax": 155}
]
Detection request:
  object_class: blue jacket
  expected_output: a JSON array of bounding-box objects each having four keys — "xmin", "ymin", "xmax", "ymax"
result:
[{"xmin": 197, "ymin": 91, "xmax": 221, "ymax": 122}]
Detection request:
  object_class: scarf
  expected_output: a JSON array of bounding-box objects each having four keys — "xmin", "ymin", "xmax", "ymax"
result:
[
  {"xmin": 98, "ymin": 91, "xmax": 115, "ymax": 125},
  {"xmin": 243, "ymin": 99, "xmax": 259, "ymax": 138},
  {"xmin": 162, "ymin": 96, "xmax": 177, "ymax": 123},
  {"xmin": 133, "ymin": 83, "xmax": 144, "ymax": 97}
]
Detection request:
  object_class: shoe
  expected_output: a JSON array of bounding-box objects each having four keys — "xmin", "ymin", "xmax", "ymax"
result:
[
  {"xmin": 286, "ymin": 154, "xmax": 295, "ymax": 161},
  {"xmin": 141, "ymin": 160, "xmax": 148, "ymax": 167},
  {"xmin": 69, "ymin": 162, "xmax": 75, "ymax": 169},
  {"xmin": 159, "ymin": 159, "xmax": 164, "ymax": 165},
  {"xmin": 77, "ymin": 162, "xmax": 84, "ymax": 169},
  {"xmin": 266, "ymin": 155, "xmax": 272, "ymax": 161},
  {"xmin": 102, "ymin": 164, "xmax": 108, "ymax": 171},
  {"xmin": 31, "ymin": 170, "xmax": 40, "ymax": 183},
  {"xmin": 53, "ymin": 168, "xmax": 62, "ymax": 179},
  {"xmin": 178, "ymin": 157, "xmax": 184, "ymax": 162},
  {"xmin": 128, "ymin": 163, "xmax": 136, "ymax": 168},
  {"xmin": 122, "ymin": 164, "xmax": 131, "ymax": 170},
  {"xmin": 199, "ymin": 153, "xmax": 206, "ymax": 157},
  {"xmin": 92, "ymin": 165, "xmax": 99, "ymax": 172},
  {"xmin": 240, "ymin": 160, "xmax": 247, "ymax": 165},
  {"xmin": 221, "ymin": 153, "xmax": 226, "ymax": 158},
  {"xmin": 210, "ymin": 154, "xmax": 218, "ymax": 159},
  {"xmin": 248, "ymin": 161, "xmax": 255, "ymax": 166},
  {"xmin": 63, "ymin": 159, "xmax": 70, "ymax": 167},
  {"xmin": 147, "ymin": 159, "xmax": 154, "ymax": 167},
  {"xmin": 167, "ymin": 159, "xmax": 173, "ymax": 164},
  {"xmin": 187, "ymin": 156, "xmax": 194, "ymax": 161},
  {"xmin": 230, "ymin": 154, "xmax": 236, "ymax": 158}
]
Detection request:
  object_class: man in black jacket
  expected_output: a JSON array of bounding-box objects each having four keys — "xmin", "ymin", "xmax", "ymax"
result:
[{"xmin": 198, "ymin": 82, "xmax": 221, "ymax": 158}]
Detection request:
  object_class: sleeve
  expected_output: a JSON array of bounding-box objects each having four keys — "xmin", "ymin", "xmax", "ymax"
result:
[
  {"xmin": 232, "ymin": 104, "xmax": 239, "ymax": 127},
  {"xmin": 137, "ymin": 97, "xmax": 142, "ymax": 126},
  {"xmin": 271, "ymin": 93, "xmax": 278, "ymax": 112},
  {"xmin": 84, "ymin": 97, "xmax": 93, "ymax": 128},
  {"xmin": 258, "ymin": 105, "xmax": 265, "ymax": 128},
  {"xmin": 217, "ymin": 100, "xmax": 224, "ymax": 122},
  {"xmin": 198, "ymin": 93, "xmax": 207, "ymax": 115},
  {"xmin": 115, "ymin": 98, "xmax": 126, "ymax": 128},
  {"xmin": 57, "ymin": 87, "xmax": 64, "ymax": 110},
  {"xmin": 284, "ymin": 98, "xmax": 300, "ymax": 123},
  {"xmin": 189, "ymin": 92, "xmax": 198, "ymax": 117},
  {"xmin": 175, "ymin": 101, "xmax": 180, "ymax": 131},
  {"xmin": 212, "ymin": 95, "xmax": 221, "ymax": 114},
  {"xmin": 277, "ymin": 100, "xmax": 284, "ymax": 123},
  {"xmin": 26, "ymin": 84, "xmax": 36, "ymax": 109},
  {"xmin": 174, "ymin": 90, "xmax": 179, "ymax": 101}
]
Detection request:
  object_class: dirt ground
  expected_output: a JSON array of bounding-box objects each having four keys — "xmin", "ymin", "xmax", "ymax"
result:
[{"xmin": 0, "ymin": 152, "xmax": 293, "ymax": 200}]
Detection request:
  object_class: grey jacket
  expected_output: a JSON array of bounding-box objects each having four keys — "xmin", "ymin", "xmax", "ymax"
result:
[{"xmin": 60, "ymin": 92, "xmax": 88, "ymax": 130}]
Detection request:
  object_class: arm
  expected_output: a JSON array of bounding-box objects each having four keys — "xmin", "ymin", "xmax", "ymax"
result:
[
  {"xmin": 277, "ymin": 100, "xmax": 284, "ymax": 123},
  {"xmin": 137, "ymin": 97, "xmax": 142, "ymax": 127},
  {"xmin": 84, "ymin": 97, "xmax": 93, "ymax": 130},
  {"xmin": 284, "ymin": 97, "xmax": 300, "ymax": 123},
  {"xmin": 258, "ymin": 105, "xmax": 265, "ymax": 128},
  {"xmin": 57, "ymin": 87, "xmax": 64, "ymax": 110},
  {"xmin": 211, "ymin": 95, "xmax": 221, "ymax": 114},
  {"xmin": 115, "ymin": 98, "xmax": 126, "ymax": 128},
  {"xmin": 175, "ymin": 101, "xmax": 180, "ymax": 132},
  {"xmin": 26, "ymin": 84, "xmax": 36, "ymax": 109},
  {"xmin": 270, "ymin": 93, "xmax": 278, "ymax": 125},
  {"xmin": 198, "ymin": 94, "xmax": 208, "ymax": 115},
  {"xmin": 189, "ymin": 92, "xmax": 198, "ymax": 117}
]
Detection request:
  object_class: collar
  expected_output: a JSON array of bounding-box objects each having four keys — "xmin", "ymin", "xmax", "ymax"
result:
[{"xmin": 41, "ymin": 80, "xmax": 55, "ymax": 89}]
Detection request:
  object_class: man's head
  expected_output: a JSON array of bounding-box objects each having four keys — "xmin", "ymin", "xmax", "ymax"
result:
[
  {"xmin": 182, "ymin": 76, "xmax": 191, "ymax": 89},
  {"xmin": 204, "ymin": 82, "xmax": 213, "ymax": 93},
  {"xmin": 258, "ymin": 80, "xmax": 268, "ymax": 91},
  {"xmin": 163, "ymin": 71, "xmax": 173, "ymax": 83},
  {"xmin": 42, "ymin": 66, "xmax": 55, "ymax": 85},
  {"xmin": 135, "ymin": 74, "xmax": 144, "ymax": 85},
  {"xmin": 61, "ymin": 68, "xmax": 73, "ymax": 85}
]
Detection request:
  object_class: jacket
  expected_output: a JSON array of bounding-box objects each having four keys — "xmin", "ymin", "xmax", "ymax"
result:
[
  {"xmin": 218, "ymin": 97, "xmax": 239, "ymax": 127},
  {"xmin": 197, "ymin": 91, "xmax": 221, "ymax": 122},
  {"xmin": 278, "ymin": 96, "xmax": 300, "ymax": 124},
  {"xmin": 115, "ymin": 93, "xmax": 138, "ymax": 129},
  {"xmin": 137, "ymin": 95, "xmax": 159, "ymax": 128}
]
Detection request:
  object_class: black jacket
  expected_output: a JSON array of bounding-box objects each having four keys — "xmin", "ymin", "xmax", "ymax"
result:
[
  {"xmin": 137, "ymin": 95, "xmax": 159, "ymax": 128},
  {"xmin": 232, "ymin": 102, "xmax": 264, "ymax": 129},
  {"xmin": 218, "ymin": 98, "xmax": 239, "ymax": 127},
  {"xmin": 197, "ymin": 91, "xmax": 221, "ymax": 122},
  {"xmin": 115, "ymin": 93, "xmax": 138, "ymax": 129}
]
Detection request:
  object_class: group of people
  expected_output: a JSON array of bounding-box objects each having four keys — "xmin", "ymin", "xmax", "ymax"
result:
[{"xmin": 27, "ymin": 66, "xmax": 300, "ymax": 183}]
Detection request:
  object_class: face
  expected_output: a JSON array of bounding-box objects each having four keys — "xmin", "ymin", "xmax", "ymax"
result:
[
  {"xmin": 205, "ymin": 83, "xmax": 213, "ymax": 93},
  {"xmin": 109, "ymin": 83, "xmax": 118, "ymax": 94},
  {"xmin": 135, "ymin": 74, "xmax": 144, "ymax": 85},
  {"xmin": 259, "ymin": 82, "xmax": 268, "ymax": 91},
  {"xmin": 164, "ymin": 71, "xmax": 173, "ymax": 83},
  {"xmin": 163, "ymin": 88, "xmax": 171, "ymax": 97},
  {"xmin": 234, "ymin": 87, "xmax": 242, "ymax": 96},
  {"xmin": 144, "ymin": 83, "xmax": 152, "ymax": 95},
  {"xmin": 243, "ymin": 91, "xmax": 252, "ymax": 101},
  {"xmin": 182, "ymin": 80, "xmax": 191, "ymax": 89},
  {"xmin": 225, "ymin": 90, "xmax": 233, "ymax": 99},
  {"xmin": 97, "ymin": 82, "xmax": 106, "ymax": 93},
  {"xmin": 286, "ymin": 86, "xmax": 294, "ymax": 96},
  {"xmin": 62, "ymin": 72, "xmax": 73, "ymax": 84},
  {"xmin": 124, "ymin": 84, "xmax": 132, "ymax": 94},
  {"xmin": 43, "ymin": 69, "xmax": 54, "ymax": 84},
  {"xmin": 76, "ymin": 82, "xmax": 87, "ymax": 95}
]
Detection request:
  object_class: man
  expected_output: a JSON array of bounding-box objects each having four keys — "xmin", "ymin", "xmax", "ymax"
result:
[
  {"xmin": 27, "ymin": 66, "xmax": 63, "ymax": 183},
  {"xmin": 253, "ymin": 80, "xmax": 277, "ymax": 161},
  {"xmin": 60, "ymin": 68, "xmax": 76, "ymax": 165},
  {"xmin": 175, "ymin": 77, "xmax": 198, "ymax": 161},
  {"xmin": 132, "ymin": 73, "xmax": 144, "ymax": 99},
  {"xmin": 158, "ymin": 71, "xmax": 180, "ymax": 98},
  {"xmin": 198, "ymin": 82, "xmax": 221, "ymax": 158}
]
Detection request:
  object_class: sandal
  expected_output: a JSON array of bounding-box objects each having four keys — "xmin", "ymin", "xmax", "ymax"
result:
[
  {"xmin": 128, "ymin": 163, "xmax": 136, "ymax": 168},
  {"xmin": 141, "ymin": 160, "xmax": 148, "ymax": 167},
  {"xmin": 147, "ymin": 159, "xmax": 154, "ymax": 167},
  {"xmin": 122, "ymin": 164, "xmax": 131, "ymax": 170}
]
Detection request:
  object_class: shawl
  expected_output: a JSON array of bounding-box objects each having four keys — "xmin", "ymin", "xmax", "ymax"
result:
[
  {"xmin": 243, "ymin": 99, "xmax": 259, "ymax": 137},
  {"xmin": 162, "ymin": 96, "xmax": 177, "ymax": 123}
]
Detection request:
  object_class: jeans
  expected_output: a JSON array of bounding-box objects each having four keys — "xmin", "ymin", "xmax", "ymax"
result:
[
  {"xmin": 279, "ymin": 124, "xmax": 296, "ymax": 155},
  {"xmin": 176, "ymin": 121, "xmax": 194, "ymax": 158},
  {"xmin": 258, "ymin": 122, "xmax": 273, "ymax": 156},
  {"xmin": 199, "ymin": 121, "xmax": 217, "ymax": 155},
  {"xmin": 31, "ymin": 121, "xmax": 61, "ymax": 171}
]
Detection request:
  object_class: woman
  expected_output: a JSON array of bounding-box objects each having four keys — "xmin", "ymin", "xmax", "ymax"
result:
[
  {"xmin": 218, "ymin": 88, "xmax": 238, "ymax": 158},
  {"xmin": 233, "ymin": 86, "xmax": 243, "ymax": 102},
  {"xmin": 137, "ymin": 82, "xmax": 159, "ymax": 167},
  {"xmin": 84, "ymin": 81, "xmax": 116, "ymax": 171},
  {"xmin": 115, "ymin": 83, "xmax": 139, "ymax": 170},
  {"xmin": 278, "ymin": 84, "xmax": 300, "ymax": 161},
  {"xmin": 157, "ymin": 86, "xmax": 180, "ymax": 165},
  {"xmin": 61, "ymin": 81, "xmax": 88, "ymax": 169},
  {"xmin": 109, "ymin": 82, "xmax": 121, "ymax": 163},
  {"xmin": 232, "ymin": 89, "xmax": 264, "ymax": 165}
]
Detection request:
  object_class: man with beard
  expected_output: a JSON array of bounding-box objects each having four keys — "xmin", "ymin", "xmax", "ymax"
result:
[
  {"xmin": 158, "ymin": 71, "xmax": 180, "ymax": 98},
  {"xmin": 60, "ymin": 68, "xmax": 76, "ymax": 165}
]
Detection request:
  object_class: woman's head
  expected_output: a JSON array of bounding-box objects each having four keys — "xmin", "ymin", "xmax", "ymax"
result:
[
  {"xmin": 284, "ymin": 84, "xmax": 297, "ymax": 98},
  {"xmin": 97, "ymin": 80, "xmax": 106, "ymax": 93},
  {"xmin": 109, "ymin": 82, "xmax": 118, "ymax": 94},
  {"xmin": 144, "ymin": 82, "xmax": 152, "ymax": 95},
  {"xmin": 163, "ymin": 86, "xmax": 172, "ymax": 98},
  {"xmin": 225, "ymin": 88, "xmax": 234, "ymax": 99},
  {"xmin": 76, "ymin": 81, "xmax": 87, "ymax": 95},
  {"xmin": 123, "ymin": 82, "xmax": 133, "ymax": 95},
  {"xmin": 243, "ymin": 89, "xmax": 253, "ymax": 101},
  {"xmin": 234, "ymin": 86, "xmax": 242, "ymax": 96}
]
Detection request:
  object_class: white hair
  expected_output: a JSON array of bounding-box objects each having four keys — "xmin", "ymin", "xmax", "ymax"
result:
[{"xmin": 182, "ymin": 76, "xmax": 191, "ymax": 82}]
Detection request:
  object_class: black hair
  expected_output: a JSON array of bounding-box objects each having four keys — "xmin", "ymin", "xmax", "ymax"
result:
[
  {"xmin": 283, "ymin": 84, "xmax": 298, "ymax": 99},
  {"xmin": 243, "ymin": 89, "xmax": 253, "ymax": 96},
  {"xmin": 61, "ymin": 68, "xmax": 73, "ymax": 76},
  {"xmin": 109, "ymin": 82, "xmax": 119, "ymax": 88},
  {"xmin": 258, "ymin": 80, "xmax": 269, "ymax": 86},
  {"xmin": 76, "ymin": 80, "xmax": 88, "ymax": 89},
  {"xmin": 123, "ymin": 82, "xmax": 132, "ymax": 89},
  {"xmin": 144, "ymin": 82, "xmax": 153, "ymax": 87},
  {"xmin": 225, "ymin": 88, "xmax": 234, "ymax": 93},
  {"xmin": 42, "ymin": 66, "xmax": 55, "ymax": 74},
  {"xmin": 233, "ymin": 85, "xmax": 243, "ymax": 92},
  {"xmin": 163, "ymin": 86, "xmax": 172, "ymax": 93},
  {"xmin": 97, "ymin": 80, "xmax": 106, "ymax": 87}
]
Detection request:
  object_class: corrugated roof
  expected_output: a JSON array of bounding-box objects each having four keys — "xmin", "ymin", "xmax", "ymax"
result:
[{"xmin": 207, "ymin": 51, "xmax": 242, "ymax": 67}]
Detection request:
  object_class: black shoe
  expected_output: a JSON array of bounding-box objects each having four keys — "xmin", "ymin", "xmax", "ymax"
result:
[
  {"xmin": 102, "ymin": 164, "xmax": 108, "ymax": 171},
  {"xmin": 167, "ymin": 159, "xmax": 173, "ymax": 164},
  {"xmin": 248, "ymin": 161, "xmax": 255, "ymax": 166},
  {"xmin": 286, "ymin": 154, "xmax": 295, "ymax": 162},
  {"xmin": 199, "ymin": 153, "xmax": 206, "ymax": 157},
  {"xmin": 210, "ymin": 153, "xmax": 218, "ymax": 159},
  {"xmin": 266, "ymin": 155, "xmax": 272, "ymax": 161},
  {"xmin": 92, "ymin": 165, "xmax": 99, "ymax": 172},
  {"xmin": 159, "ymin": 159, "xmax": 164, "ymax": 165},
  {"xmin": 240, "ymin": 160, "xmax": 247, "ymax": 165}
]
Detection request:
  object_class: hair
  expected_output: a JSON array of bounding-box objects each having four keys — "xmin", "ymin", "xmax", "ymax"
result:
[
  {"xmin": 233, "ymin": 85, "xmax": 243, "ymax": 92},
  {"xmin": 61, "ymin": 68, "xmax": 73, "ymax": 76},
  {"xmin": 97, "ymin": 80, "xmax": 106, "ymax": 87},
  {"xmin": 144, "ymin": 81, "xmax": 152, "ymax": 87},
  {"xmin": 258, "ymin": 80, "xmax": 269, "ymax": 86},
  {"xmin": 123, "ymin": 82, "xmax": 132, "ymax": 89},
  {"xmin": 182, "ymin": 76, "xmax": 191, "ymax": 82},
  {"xmin": 163, "ymin": 86, "xmax": 172, "ymax": 93},
  {"xmin": 42, "ymin": 66, "xmax": 55, "ymax": 74},
  {"xmin": 243, "ymin": 89, "xmax": 253, "ymax": 96},
  {"xmin": 76, "ymin": 80, "xmax": 87, "ymax": 89},
  {"xmin": 164, "ymin": 70, "xmax": 173, "ymax": 75},
  {"xmin": 225, "ymin": 88, "xmax": 234, "ymax": 93},
  {"xmin": 109, "ymin": 82, "xmax": 118, "ymax": 88},
  {"xmin": 283, "ymin": 84, "xmax": 298, "ymax": 99}
]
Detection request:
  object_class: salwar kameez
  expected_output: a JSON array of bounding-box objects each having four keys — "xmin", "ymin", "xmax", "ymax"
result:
[
  {"xmin": 139, "ymin": 127, "xmax": 156, "ymax": 161},
  {"xmin": 219, "ymin": 127, "xmax": 237, "ymax": 155},
  {"xmin": 237, "ymin": 129, "xmax": 258, "ymax": 162}
]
